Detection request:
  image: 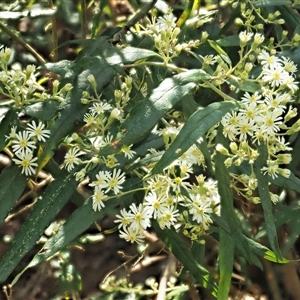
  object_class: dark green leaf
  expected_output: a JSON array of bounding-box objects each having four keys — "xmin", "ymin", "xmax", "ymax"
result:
[
  {"xmin": 0, "ymin": 168, "xmax": 79, "ymax": 283},
  {"xmin": 253, "ymin": 142, "xmax": 282, "ymax": 259},
  {"xmin": 149, "ymin": 101, "xmax": 240, "ymax": 176},
  {"xmin": 152, "ymin": 222, "xmax": 218, "ymax": 297},
  {"xmin": 11, "ymin": 178, "xmax": 142, "ymax": 284},
  {"xmin": 0, "ymin": 165, "xmax": 27, "ymax": 226}
]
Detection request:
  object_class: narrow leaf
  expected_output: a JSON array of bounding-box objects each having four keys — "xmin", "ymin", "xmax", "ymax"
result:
[
  {"xmin": 120, "ymin": 70, "xmax": 206, "ymax": 146},
  {"xmin": 0, "ymin": 165, "xmax": 27, "ymax": 226},
  {"xmin": 0, "ymin": 168, "xmax": 79, "ymax": 283},
  {"xmin": 150, "ymin": 101, "xmax": 240, "ymax": 176},
  {"xmin": 11, "ymin": 178, "xmax": 142, "ymax": 284},
  {"xmin": 253, "ymin": 142, "xmax": 282, "ymax": 259},
  {"xmin": 152, "ymin": 222, "xmax": 218, "ymax": 297},
  {"xmin": 0, "ymin": 108, "xmax": 18, "ymax": 151}
]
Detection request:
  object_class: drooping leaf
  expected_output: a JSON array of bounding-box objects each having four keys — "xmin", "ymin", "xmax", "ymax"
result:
[
  {"xmin": 254, "ymin": 142, "xmax": 282, "ymax": 259},
  {"xmin": 119, "ymin": 69, "xmax": 210, "ymax": 147},
  {"xmin": 0, "ymin": 168, "xmax": 80, "ymax": 283},
  {"xmin": 11, "ymin": 178, "xmax": 142, "ymax": 285},
  {"xmin": 149, "ymin": 101, "xmax": 240, "ymax": 176},
  {"xmin": 152, "ymin": 222, "xmax": 218, "ymax": 297},
  {"xmin": 0, "ymin": 164, "xmax": 27, "ymax": 226}
]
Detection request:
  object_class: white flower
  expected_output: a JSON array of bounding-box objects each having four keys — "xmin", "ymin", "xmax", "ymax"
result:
[
  {"xmin": 89, "ymin": 102, "xmax": 112, "ymax": 115},
  {"xmin": 281, "ymin": 56, "xmax": 297, "ymax": 73},
  {"xmin": 119, "ymin": 227, "xmax": 145, "ymax": 244},
  {"xmin": 157, "ymin": 206, "xmax": 180, "ymax": 230},
  {"xmin": 12, "ymin": 130, "xmax": 36, "ymax": 155},
  {"xmin": 128, "ymin": 203, "xmax": 152, "ymax": 231},
  {"xmin": 186, "ymin": 194, "xmax": 213, "ymax": 225},
  {"xmin": 115, "ymin": 208, "xmax": 133, "ymax": 229},
  {"xmin": 261, "ymin": 110, "xmax": 282, "ymax": 137},
  {"xmin": 89, "ymin": 170, "xmax": 110, "ymax": 188},
  {"xmin": 64, "ymin": 147, "xmax": 81, "ymax": 172},
  {"xmin": 156, "ymin": 13, "xmax": 177, "ymax": 30},
  {"xmin": 257, "ymin": 50, "xmax": 281, "ymax": 68},
  {"xmin": 105, "ymin": 168, "xmax": 125, "ymax": 195},
  {"xmin": 262, "ymin": 66, "xmax": 289, "ymax": 87},
  {"xmin": 121, "ymin": 144, "xmax": 136, "ymax": 159},
  {"xmin": 144, "ymin": 192, "xmax": 168, "ymax": 219},
  {"xmin": 5, "ymin": 125, "xmax": 18, "ymax": 140},
  {"xmin": 239, "ymin": 31, "xmax": 253, "ymax": 44},
  {"xmin": 92, "ymin": 186, "xmax": 108, "ymax": 211},
  {"xmin": 12, "ymin": 151, "xmax": 38, "ymax": 176},
  {"xmin": 241, "ymin": 91, "xmax": 263, "ymax": 104},
  {"xmin": 27, "ymin": 120, "xmax": 50, "ymax": 142}
]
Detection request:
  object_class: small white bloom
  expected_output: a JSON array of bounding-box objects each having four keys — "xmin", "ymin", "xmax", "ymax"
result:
[
  {"xmin": 89, "ymin": 170, "xmax": 110, "ymax": 188},
  {"xmin": 92, "ymin": 186, "xmax": 108, "ymax": 211},
  {"xmin": 119, "ymin": 227, "xmax": 145, "ymax": 244},
  {"xmin": 128, "ymin": 203, "xmax": 152, "ymax": 231},
  {"xmin": 121, "ymin": 144, "xmax": 136, "ymax": 159},
  {"xmin": 12, "ymin": 151, "xmax": 38, "ymax": 176},
  {"xmin": 27, "ymin": 120, "xmax": 50, "ymax": 142},
  {"xmin": 64, "ymin": 147, "xmax": 81, "ymax": 172},
  {"xmin": 115, "ymin": 208, "xmax": 133, "ymax": 229},
  {"xmin": 105, "ymin": 168, "xmax": 125, "ymax": 195},
  {"xmin": 12, "ymin": 130, "xmax": 36, "ymax": 155},
  {"xmin": 89, "ymin": 102, "xmax": 112, "ymax": 115}
]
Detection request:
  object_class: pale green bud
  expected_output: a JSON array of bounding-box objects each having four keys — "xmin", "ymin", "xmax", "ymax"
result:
[
  {"xmin": 216, "ymin": 143, "xmax": 229, "ymax": 155},
  {"xmin": 278, "ymin": 168, "xmax": 291, "ymax": 178}
]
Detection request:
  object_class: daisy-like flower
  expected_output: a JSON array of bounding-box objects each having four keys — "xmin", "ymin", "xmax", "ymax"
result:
[
  {"xmin": 187, "ymin": 196, "xmax": 213, "ymax": 225},
  {"xmin": 241, "ymin": 91, "xmax": 263, "ymax": 104},
  {"xmin": 144, "ymin": 192, "xmax": 168, "ymax": 219},
  {"xmin": 281, "ymin": 56, "xmax": 297, "ymax": 73},
  {"xmin": 119, "ymin": 227, "xmax": 145, "ymax": 244},
  {"xmin": 12, "ymin": 151, "xmax": 38, "ymax": 176},
  {"xmin": 92, "ymin": 186, "xmax": 108, "ymax": 211},
  {"xmin": 157, "ymin": 206, "xmax": 180, "ymax": 230},
  {"xmin": 83, "ymin": 113, "xmax": 96, "ymax": 125},
  {"xmin": 128, "ymin": 203, "xmax": 152, "ymax": 232},
  {"xmin": 261, "ymin": 110, "xmax": 283, "ymax": 137},
  {"xmin": 261, "ymin": 163, "xmax": 280, "ymax": 179},
  {"xmin": 121, "ymin": 144, "xmax": 136, "ymax": 159},
  {"xmin": 89, "ymin": 101, "xmax": 112, "ymax": 115},
  {"xmin": 115, "ymin": 208, "xmax": 133, "ymax": 229},
  {"xmin": 257, "ymin": 50, "xmax": 281, "ymax": 68},
  {"xmin": 12, "ymin": 130, "xmax": 36, "ymax": 155},
  {"xmin": 27, "ymin": 120, "xmax": 50, "ymax": 142},
  {"xmin": 64, "ymin": 147, "xmax": 81, "ymax": 172},
  {"xmin": 262, "ymin": 66, "xmax": 289, "ymax": 87},
  {"xmin": 89, "ymin": 170, "xmax": 110, "ymax": 188},
  {"xmin": 156, "ymin": 13, "xmax": 177, "ymax": 30},
  {"xmin": 105, "ymin": 168, "xmax": 125, "ymax": 195}
]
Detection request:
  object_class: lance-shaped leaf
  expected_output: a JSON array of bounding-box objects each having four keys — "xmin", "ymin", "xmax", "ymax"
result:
[
  {"xmin": 119, "ymin": 69, "xmax": 210, "ymax": 147},
  {"xmin": 0, "ymin": 168, "xmax": 79, "ymax": 283},
  {"xmin": 149, "ymin": 101, "xmax": 240, "ymax": 176},
  {"xmin": 11, "ymin": 178, "xmax": 142, "ymax": 285},
  {"xmin": 152, "ymin": 222, "xmax": 218, "ymax": 297},
  {"xmin": 0, "ymin": 165, "xmax": 27, "ymax": 226},
  {"xmin": 254, "ymin": 142, "xmax": 283, "ymax": 259}
]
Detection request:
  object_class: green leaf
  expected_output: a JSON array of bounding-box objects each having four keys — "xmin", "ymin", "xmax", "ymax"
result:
[
  {"xmin": 0, "ymin": 168, "xmax": 79, "ymax": 283},
  {"xmin": 227, "ymin": 78, "xmax": 260, "ymax": 93},
  {"xmin": 149, "ymin": 101, "xmax": 240, "ymax": 176},
  {"xmin": 23, "ymin": 100, "xmax": 61, "ymax": 121},
  {"xmin": 253, "ymin": 142, "xmax": 282, "ymax": 259},
  {"xmin": 152, "ymin": 222, "xmax": 218, "ymax": 297},
  {"xmin": 120, "ymin": 70, "xmax": 209, "ymax": 147},
  {"xmin": 0, "ymin": 165, "xmax": 27, "ymax": 226},
  {"xmin": 0, "ymin": 108, "xmax": 18, "ymax": 151},
  {"xmin": 254, "ymin": 0, "xmax": 292, "ymax": 8},
  {"xmin": 216, "ymin": 35, "xmax": 240, "ymax": 47},
  {"xmin": 271, "ymin": 171, "xmax": 300, "ymax": 193},
  {"xmin": 218, "ymin": 228, "xmax": 234, "ymax": 300},
  {"xmin": 277, "ymin": 5, "xmax": 300, "ymax": 30},
  {"xmin": 11, "ymin": 178, "xmax": 142, "ymax": 285}
]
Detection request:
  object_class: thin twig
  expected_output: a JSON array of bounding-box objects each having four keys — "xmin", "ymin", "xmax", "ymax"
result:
[
  {"xmin": 48, "ymin": 0, "xmax": 58, "ymax": 61},
  {"xmin": 0, "ymin": 22, "xmax": 45, "ymax": 65}
]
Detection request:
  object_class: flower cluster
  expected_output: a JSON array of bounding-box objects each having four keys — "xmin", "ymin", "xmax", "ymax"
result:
[
  {"xmin": 143, "ymin": 10, "xmax": 201, "ymax": 63},
  {"xmin": 89, "ymin": 169, "xmax": 126, "ymax": 211},
  {"xmin": 219, "ymin": 47, "xmax": 299, "ymax": 203},
  {"xmin": 114, "ymin": 125, "xmax": 220, "ymax": 244},
  {"xmin": 8, "ymin": 121, "xmax": 50, "ymax": 176}
]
